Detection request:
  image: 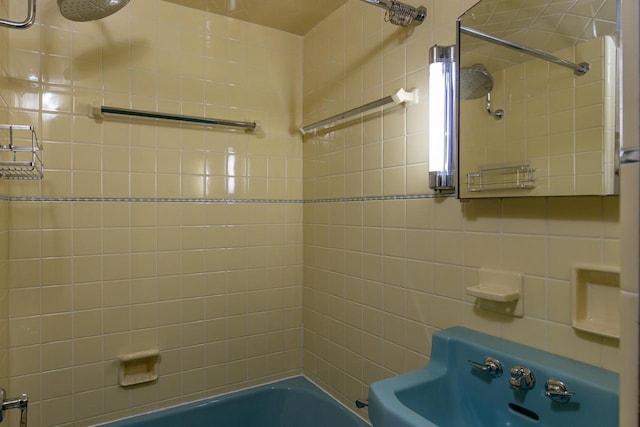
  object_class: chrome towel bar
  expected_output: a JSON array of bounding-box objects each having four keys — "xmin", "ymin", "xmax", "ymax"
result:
[
  {"xmin": 90, "ymin": 104, "xmax": 261, "ymax": 134},
  {"xmin": 300, "ymin": 88, "xmax": 419, "ymax": 135}
]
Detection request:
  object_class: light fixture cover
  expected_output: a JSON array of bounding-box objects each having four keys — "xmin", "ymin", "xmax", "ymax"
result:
[{"xmin": 428, "ymin": 45, "xmax": 456, "ymax": 193}]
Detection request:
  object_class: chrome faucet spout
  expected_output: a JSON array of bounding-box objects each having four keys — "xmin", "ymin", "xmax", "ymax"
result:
[{"xmin": 509, "ymin": 366, "xmax": 535, "ymax": 390}]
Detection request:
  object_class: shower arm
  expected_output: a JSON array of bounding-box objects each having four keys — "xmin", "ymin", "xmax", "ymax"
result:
[
  {"xmin": 0, "ymin": 0, "xmax": 35, "ymax": 29},
  {"xmin": 361, "ymin": 0, "xmax": 400, "ymax": 12},
  {"xmin": 360, "ymin": 0, "xmax": 426, "ymax": 27},
  {"xmin": 460, "ymin": 26, "xmax": 589, "ymax": 76}
]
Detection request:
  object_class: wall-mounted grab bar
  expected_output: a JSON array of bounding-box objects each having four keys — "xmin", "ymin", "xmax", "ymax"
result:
[
  {"xmin": 0, "ymin": 0, "xmax": 36, "ymax": 29},
  {"xmin": 90, "ymin": 105, "xmax": 261, "ymax": 134},
  {"xmin": 300, "ymin": 88, "xmax": 419, "ymax": 135},
  {"xmin": 460, "ymin": 26, "xmax": 589, "ymax": 75}
]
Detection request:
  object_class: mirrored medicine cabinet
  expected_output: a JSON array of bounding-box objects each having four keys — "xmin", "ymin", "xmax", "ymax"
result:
[{"xmin": 456, "ymin": 0, "xmax": 619, "ymax": 198}]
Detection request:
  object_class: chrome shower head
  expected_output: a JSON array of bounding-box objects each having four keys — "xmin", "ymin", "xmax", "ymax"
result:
[
  {"xmin": 57, "ymin": 0, "xmax": 131, "ymax": 22},
  {"xmin": 360, "ymin": 0, "xmax": 427, "ymax": 27},
  {"xmin": 460, "ymin": 64, "xmax": 494, "ymax": 100},
  {"xmin": 460, "ymin": 64, "xmax": 504, "ymax": 119}
]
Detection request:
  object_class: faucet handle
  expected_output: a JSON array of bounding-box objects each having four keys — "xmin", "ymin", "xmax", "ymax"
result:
[
  {"xmin": 509, "ymin": 365, "xmax": 535, "ymax": 390},
  {"xmin": 0, "ymin": 388, "xmax": 29, "ymax": 427},
  {"xmin": 545, "ymin": 379, "xmax": 575, "ymax": 404},
  {"xmin": 467, "ymin": 357, "xmax": 503, "ymax": 377}
]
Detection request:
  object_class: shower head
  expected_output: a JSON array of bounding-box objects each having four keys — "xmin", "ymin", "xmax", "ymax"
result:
[
  {"xmin": 57, "ymin": 0, "xmax": 131, "ymax": 22},
  {"xmin": 460, "ymin": 64, "xmax": 505, "ymax": 119},
  {"xmin": 360, "ymin": 0, "xmax": 427, "ymax": 27},
  {"xmin": 460, "ymin": 64, "xmax": 494, "ymax": 100}
]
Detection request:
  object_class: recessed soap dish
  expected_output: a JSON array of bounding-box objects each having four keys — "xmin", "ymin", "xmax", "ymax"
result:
[{"xmin": 572, "ymin": 264, "xmax": 620, "ymax": 339}]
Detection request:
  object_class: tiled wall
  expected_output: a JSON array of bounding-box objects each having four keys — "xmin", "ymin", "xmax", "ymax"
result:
[
  {"xmin": 0, "ymin": 0, "xmax": 11, "ymax": 392},
  {"xmin": 619, "ymin": 0, "xmax": 640, "ymax": 424},
  {"xmin": 459, "ymin": 36, "xmax": 617, "ymax": 197},
  {"xmin": 302, "ymin": 0, "xmax": 621, "ymax": 412},
  {"xmin": 1, "ymin": 1, "xmax": 303, "ymax": 426},
  {"xmin": 0, "ymin": 0, "xmax": 633, "ymax": 426}
]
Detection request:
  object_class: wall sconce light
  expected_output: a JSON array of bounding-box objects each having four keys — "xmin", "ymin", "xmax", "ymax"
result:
[{"xmin": 428, "ymin": 44, "xmax": 456, "ymax": 193}]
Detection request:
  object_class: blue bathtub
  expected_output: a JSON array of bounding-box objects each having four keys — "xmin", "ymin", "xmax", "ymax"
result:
[{"xmin": 101, "ymin": 376, "xmax": 370, "ymax": 427}]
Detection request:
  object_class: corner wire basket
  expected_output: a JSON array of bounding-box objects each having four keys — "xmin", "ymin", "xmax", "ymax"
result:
[{"xmin": 0, "ymin": 124, "xmax": 43, "ymax": 180}]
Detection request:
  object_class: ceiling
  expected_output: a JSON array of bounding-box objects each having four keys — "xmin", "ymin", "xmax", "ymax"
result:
[{"xmin": 163, "ymin": 0, "xmax": 349, "ymax": 35}]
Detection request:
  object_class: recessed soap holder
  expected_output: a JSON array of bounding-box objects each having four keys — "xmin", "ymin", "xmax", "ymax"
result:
[
  {"xmin": 571, "ymin": 264, "xmax": 620, "ymax": 339},
  {"xmin": 119, "ymin": 350, "xmax": 160, "ymax": 387},
  {"xmin": 466, "ymin": 268, "xmax": 523, "ymax": 318}
]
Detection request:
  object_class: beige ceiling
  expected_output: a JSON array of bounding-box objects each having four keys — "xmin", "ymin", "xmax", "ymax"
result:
[{"xmin": 163, "ymin": 0, "xmax": 349, "ymax": 35}]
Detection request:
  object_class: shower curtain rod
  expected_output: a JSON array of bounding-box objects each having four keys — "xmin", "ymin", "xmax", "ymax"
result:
[
  {"xmin": 459, "ymin": 26, "xmax": 590, "ymax": 75},
  {"xmin": 0, "ymin": 0, "xmax": 35, "ymax": 29},
  {"xmin": 90, "ymin": 105, "xmax": 260, "ymax": 133},
  {"xmin": 300, "ymin": 88, "xmax": 419, "ymax": 135}
]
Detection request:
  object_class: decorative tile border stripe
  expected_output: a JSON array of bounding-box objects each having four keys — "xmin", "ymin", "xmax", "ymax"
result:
[
  {"xmin": 2, "ymin": 193, "xmax": 452, "ymax": 204},
  {"xmin": 304, "ymin": 193, "xmax": 451, "ymax": 203},
  {"xmin": 6, "ymin": 196, "xmax": 303, "ymax": 204}
]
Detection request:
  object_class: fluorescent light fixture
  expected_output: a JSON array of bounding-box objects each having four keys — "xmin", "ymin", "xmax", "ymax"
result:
[{"xmin": 428, "ymin": 45, "xmax": 456, "ymax": 193}]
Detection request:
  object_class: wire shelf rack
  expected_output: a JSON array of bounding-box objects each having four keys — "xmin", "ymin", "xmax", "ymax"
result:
[
  {"xmin": 0, "ymin": 124, "xmax": 43, "ymax": 180},
  {"xmin": 467, "ymin": 164, "xmax": 534, "ymax": 192}
]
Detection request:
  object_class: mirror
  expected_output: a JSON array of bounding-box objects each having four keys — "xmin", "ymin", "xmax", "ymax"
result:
[{"xmin": 456, "ymin": 0, "xmax": 619, "ymax": 198}]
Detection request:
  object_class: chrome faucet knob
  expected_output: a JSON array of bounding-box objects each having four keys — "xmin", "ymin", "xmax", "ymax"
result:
[
  {"xmin": 509, "ymin": 366, "xmax": 535, "ymax": 390},
  {"xmin": 545, "ymin": 379, "xmax": 575, "ymax": 404},
  {"xmin": 0, "ymin": 388, "xmax": 28, "ymax": 427},
  {"xmin": 467, "ymin": 357, "xmax": 503, "ymax": 378}
]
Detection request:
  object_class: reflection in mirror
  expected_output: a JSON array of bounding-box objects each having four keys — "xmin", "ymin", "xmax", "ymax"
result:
[{"xmin": 456, "ymin": 0, "xmax": 619, "ymax": 198}]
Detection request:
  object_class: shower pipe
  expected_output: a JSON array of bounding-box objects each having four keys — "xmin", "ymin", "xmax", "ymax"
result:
[
  {"xmin": 360, "ymin": 0, "xmax": 427, "ymax": 27},
  {"xmin": 299, "ymin": 88, "xmax": 418, "ymax": 135},
  {"xmin": 460, "ymin": 26, "xmax": 590, "ymax": 75},
  {"xmin": 0, "ymin": 0, "xmax": 36, "ymax": 29},
  {"xmin": 90, "ymin": 105, "xmax": 260, "ymax": 133}
]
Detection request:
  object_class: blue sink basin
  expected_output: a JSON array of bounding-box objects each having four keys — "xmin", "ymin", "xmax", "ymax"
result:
[{"xmin": 368, "ymin": 327, "xmax": 619, "ymax": 427}]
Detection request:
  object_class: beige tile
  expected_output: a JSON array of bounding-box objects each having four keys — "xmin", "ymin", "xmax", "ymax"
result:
[
  {"xmin": 463, "ymin": 232, "xmax": 501, "ymax": 268},
  {"xmin": 547, "ymin": 323, "xmax": 602, "ymax": 367},
  {"xmin": 462, "ymin": 199, "xmax": 502, "ymax": 232},
  {"xmin": 547, "ymin": 237, "xmax": 603, "ymax": 280},
  {"xmin": 502, "ymin": 316, "xmax": 547, "ymax": 350},
  {"xmin": 430, "ymin": 296, "xmax": 464, "ymax": 330},
  {"xmin": 42, "ymin": 341, "xmax": 72, "ymax": 371},
  {"xmin": 432, "ymin": 264, "xmax": 464, "ymax": 300},
  {"xmin": 503, "ymin": 235, "xmax": 546, "ymax": 277},
  {"xmin": 41, "ymin": 396, "xmax": 73, "ymax": 426},
  {"xmin": 548, "ymin": 197, "xmax": 603, "ymax": 237},
  {"xmin": 42, "ymin": 313, "xmax": 72, "ymax": 343},
  {"xmin": 74, "ymin": 337, "xmax": 102, "ymax": 366},
  {"xmin": 9, "ymin": 288, "xmax": 40, "ymax": 317},
  {"xmin": 43, "ymin": 368, "xmax": 73, "ymax": 400},
  {"xmin": 74, "ymin": 363, "xmax": 103, "ymax": 393},
  {"xmin": 42, "ymin": 285, "xmax": 72, "ymax": 314},
  {"xmin": 9, "ymin": 317, "xmax": 40, "ymax": 347},
  {"xmin": 74, "ymin": 310, "xmax": 103, "ymax": 338}
]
